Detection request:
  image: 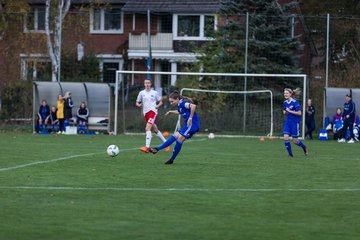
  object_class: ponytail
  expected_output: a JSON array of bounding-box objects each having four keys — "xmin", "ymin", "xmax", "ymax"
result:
[
  {"xmin": 284, "ymin": 88, "xmax": 301, "ymax": 98},
  {"xmin": 169, "ymin": 90, "xmax": 193, "ymax": 103}
]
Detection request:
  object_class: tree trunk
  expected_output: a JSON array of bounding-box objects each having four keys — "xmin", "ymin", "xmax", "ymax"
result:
[{"xmin": 45, "ymin": 0, "xmax": 71, "ymax": 82}]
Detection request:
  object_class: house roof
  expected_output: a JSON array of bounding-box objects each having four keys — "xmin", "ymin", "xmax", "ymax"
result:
[
  {"xmin": 28, "ymin": 0, "xmax": 126, "ymax": 5},
  {"xmin": 122, "ymin": 0, "xmax": 221, "ymax": 14},
  {"xmin": 27, "ymin": 0, "xmax": 220, "ymax": 13}
]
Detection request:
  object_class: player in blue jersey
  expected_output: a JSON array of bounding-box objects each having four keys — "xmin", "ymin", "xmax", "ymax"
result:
[
  {"xmin": 149, "ymin": 90, "xmax": 200, "ymax": 164},
  {"xmin": 283, "ymin": 88, "xmax": 308, "ymax": 157}
]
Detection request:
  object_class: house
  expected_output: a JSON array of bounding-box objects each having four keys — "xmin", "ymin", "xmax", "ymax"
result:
[
  {"xmin": 0, "ymin": 0, "xmax": 129, "ymax": 90},
  {"xmin": 0, "ymin": 0, "xmax": 313, "ymax": 94},
  {"xmin": 0, "ymin": 0, "xmax": 220, "ymax": 92},
  {"xmin": 122, "ymin": 0, "xmax": 220, "ymax": 89}
]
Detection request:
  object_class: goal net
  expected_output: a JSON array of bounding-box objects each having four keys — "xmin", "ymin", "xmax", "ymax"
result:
[
  {"xmin": 176, "ymin": 88, "xmax": 274, "ymax": 137},
  {"xmin": 114, "ymin": 70, "xmax": 307, "ymax": 138}
]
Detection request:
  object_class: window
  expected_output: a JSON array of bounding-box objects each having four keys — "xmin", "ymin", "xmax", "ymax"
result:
[
  {"xmin": 160, "ymin": 14, "xmax": 172, "ymax": 33},
  {"xmin": 102, "ymin": 62, "xmax": 119, "ymax": 83},
  {"xmin": 25, "ymin": 7, "xmax": 46, "ymax": 32},
  {"xmin": 178, "ymin": 15, "xmax": 200, "ymax": 37},
  {"xmin": 91, "ymin": 7, "xmax": 123, "ymax": 34},
  {"xmin": 204, "ymin": 15, "xmax": 215, "ymax": 38},
  {"xmin": 97, "ymin": 55, "xmax": 123, "ymax": 82},
  {"xmin": 20, "ymin": 54, "xmax": 51, "ymax": 81},
  {"xmin": 174, "ymin": 14, "xmax": 217, "ymax": 40}
]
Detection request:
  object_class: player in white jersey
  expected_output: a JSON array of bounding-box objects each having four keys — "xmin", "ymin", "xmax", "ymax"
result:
[{"xmin": 136, "ymin": 79, "xmax": 170, "ymax": 153}]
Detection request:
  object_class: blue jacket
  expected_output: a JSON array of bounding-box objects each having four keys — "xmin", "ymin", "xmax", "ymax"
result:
[{"xmin": 343, "ymin": 100, "xmax": 356, "ymax": 119}]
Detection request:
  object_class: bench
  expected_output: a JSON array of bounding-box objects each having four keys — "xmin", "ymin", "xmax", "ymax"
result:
[
  {"xmin": 64, "ymin": 117, "xmax": 109, "ymax": 132},
  {"xmin": 87, "ymin": 117, "xmax": 109, "ymax": 131}
]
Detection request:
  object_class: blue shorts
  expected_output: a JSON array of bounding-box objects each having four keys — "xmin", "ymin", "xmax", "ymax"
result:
[
  {"xmin": 283, "ymin": 120, "xmax": 300, "ymax": 138},
  {"xmin": 178, "ymin": 124, "xmax": 200, "ymax": 139}
]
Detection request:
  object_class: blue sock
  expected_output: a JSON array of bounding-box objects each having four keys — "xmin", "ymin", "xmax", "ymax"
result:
[
  {"xmin": 156, "ymin": 135, "xmax": 176, "ymax": 151},
  {"xmin": 296, "ymin": 140, "xmax": 306, "ymax": 150},
  {"xmin": 285, "ymin": 140, "xmax": 293, "ymax": 156},
  {"xmin": 297, "ymin": 140, "xmax": 305, "ymax": 148},
  {"xmin": 168, "ymin": 140, "xmax": 183, "ymax": 162}
]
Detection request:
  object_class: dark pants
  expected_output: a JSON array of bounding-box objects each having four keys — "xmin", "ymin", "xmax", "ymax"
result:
[
  {"xmin": 334, "ymin": 128, "xmax": 344, "ymax": 140},
  {"xmin": 305, "ymin": 119, "xmax": 316, "ymax": 139},
  {"xmin": 58, "ymin": 119, "xmax": 65, "ymax": 132},
  {"xmin": 342, "ymin": 117, "xmax": 354, "ymax": 139}
]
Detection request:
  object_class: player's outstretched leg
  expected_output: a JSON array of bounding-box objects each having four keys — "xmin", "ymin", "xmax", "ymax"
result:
[
  {"xmin": 155, "ymin": 130, "xmax": 170, "ymax": 152},
  {"xmin": 150, "ymin": 135, "xmax": 176, "ymax": 154},
  {"xmin": 165, "ymin": 140, "xmax": 183, "ymax": 165},
  {"xmin": 285, "ymin": 140, "xmax": 293, "ymax": 157}
]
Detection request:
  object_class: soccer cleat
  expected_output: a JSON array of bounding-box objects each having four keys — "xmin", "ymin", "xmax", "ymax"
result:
[
  {"xmin": 337, "ymin": 138, "xmax": 346, "ymax": 143},
  {"xmin": 347, "ymin": 139, "xmax": 355, "ymax": 144},
  {"xmin": 165, "ymin": 159, "xmax": 174, "ymax": 164},
  {"xmin": 303, "ymin": 147, "xmax": 309, "ymax": 156},
  {"xmin": 149, "ymin": 147, "xmax": 158, "ymax": 154},
  {"xmin": 139, "ymin": 146, "xmax": 150, "ymax": 153},
  {"xmin": 165, "ymin": 146, "xmax": 170, "ymax": 152},
  {"xmin": 288, "ymin": 153, "xmax": 294, "ymax": 158}
]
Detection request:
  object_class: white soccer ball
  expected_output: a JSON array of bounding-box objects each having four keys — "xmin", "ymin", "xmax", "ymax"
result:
[
  {"xmin": 208, "ymin": 133, "xmax": 215, "ymax": 139},
  {"xmin": 107, "ymin": 144, "xmax": 120, "ymax": 157}
]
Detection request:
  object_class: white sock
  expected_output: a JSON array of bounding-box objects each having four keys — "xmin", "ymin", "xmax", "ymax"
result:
[
  {"xmin": 146, "ymin": 131, "xmax": 152, "ymax": 147},
  {"xmin": 156, "ymin": 131, "xmax": 167, "ymax": 143}
]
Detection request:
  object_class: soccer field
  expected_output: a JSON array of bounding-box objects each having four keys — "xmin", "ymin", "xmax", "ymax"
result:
[{"xmin": 0, "ymin": 133, "xmax": 359, "ymax": 240}]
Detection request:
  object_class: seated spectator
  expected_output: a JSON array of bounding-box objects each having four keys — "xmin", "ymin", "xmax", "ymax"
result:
[
  {"xmin": 77, "ymin": 102, "xmax": 89, "ymax": 134},
  {"xmin": 332, "ymin": 107, "xmax": 344, "ymax": 140},
  {"xmin": 49, "ymin": 106, "xmax": 59, "ymax": 133},
  {"xmin": 347, "ymin": 115, "xmax": 360, "ymax": 141},
  {"xmin": 37, "ymin": 99, "xmax": 50, "ymax": 133}
]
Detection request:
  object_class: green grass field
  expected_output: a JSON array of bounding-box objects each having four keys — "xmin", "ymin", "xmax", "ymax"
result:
[{"xmin": 0, "ymin": 133, "xmax": 359, "ymax": 240}]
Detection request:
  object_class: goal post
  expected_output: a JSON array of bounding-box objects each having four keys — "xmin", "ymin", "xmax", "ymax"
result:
[{"xmin": 114, "ymin": 70, "xmax": 307, "ymax": 138}]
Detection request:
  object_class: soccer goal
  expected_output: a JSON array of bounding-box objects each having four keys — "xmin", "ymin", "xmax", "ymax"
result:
[{"xmin": 114, "ymin": 70, "xmax": 307, "ymax": 138}]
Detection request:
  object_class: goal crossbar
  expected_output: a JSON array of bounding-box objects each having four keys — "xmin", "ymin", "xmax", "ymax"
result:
[{"xmin": 117, "ymin": 70, "xmax": 306, "ymax": 78}]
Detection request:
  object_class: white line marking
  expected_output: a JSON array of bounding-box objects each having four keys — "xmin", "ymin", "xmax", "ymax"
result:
[
  {"xmin": 0, "ymin": 147, "xmax": 140, "ymax": 172},
  {"xmin": 0, "ymin": 186, "xmax": 359, "ymax": 192},
  {"xmin": 0, "ymin": 138, "xmax": 206, "ymax": 172},
  {"xmin": 0, "ymin": 152, "xmax": 103, "ymax": 172}
]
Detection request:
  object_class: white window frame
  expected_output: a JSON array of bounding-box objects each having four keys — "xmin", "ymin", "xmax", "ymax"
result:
[
  {"xmin": 96, "ymin": 54, "xmax": 123, "ymax": 82},
  {"xmin": 20, "ymin": 53, "xmax": 51, "ymax": 81},
  {"xmin": 173, "ymin": 14, "xmax": 217, "ymax": 41},
  {"xmin": 90, "ymin": 7, "xmax": 124, "ymax": 34},
  {"xmin": 24, "ymin": 7, "xmax": 46, "ymax": 33}
]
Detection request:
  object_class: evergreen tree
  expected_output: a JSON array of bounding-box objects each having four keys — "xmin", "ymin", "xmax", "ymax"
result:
[{"xmin": 197, "ymin": 0, "xmax": 303, "ymax": 75}]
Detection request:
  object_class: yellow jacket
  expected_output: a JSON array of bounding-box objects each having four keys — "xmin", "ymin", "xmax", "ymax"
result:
[{"xmin": 57, "ymin": 100, "xmax": 64, "ymax": 119}]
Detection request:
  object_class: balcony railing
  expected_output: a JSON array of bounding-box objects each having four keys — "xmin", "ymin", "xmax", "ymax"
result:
[{"xmin": 128, "ymin": 33, "xmax": 173, "ymax": 51}]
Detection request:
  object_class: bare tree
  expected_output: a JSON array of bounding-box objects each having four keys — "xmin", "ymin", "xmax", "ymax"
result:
[{"xmin": 45, "ymin": 0, "xmax": 71, "ymax": 82}]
